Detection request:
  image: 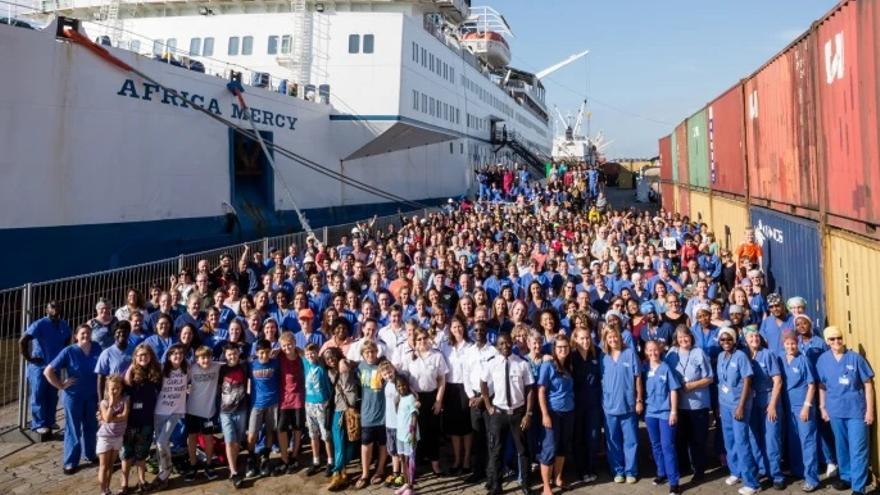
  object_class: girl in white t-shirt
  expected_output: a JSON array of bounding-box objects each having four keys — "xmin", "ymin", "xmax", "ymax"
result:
[{"xmin": 153, "ymin": 344, "xmax": 190, "ymax": 489}]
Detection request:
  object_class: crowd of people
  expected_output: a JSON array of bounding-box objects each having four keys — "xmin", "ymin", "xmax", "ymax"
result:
[{"xmin": 19, "ymin": 162, "xmax": 875, "ymax": 495}]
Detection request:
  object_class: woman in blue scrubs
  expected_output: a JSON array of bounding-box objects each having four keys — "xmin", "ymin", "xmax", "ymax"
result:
[
  {"xmin": 793, "ymin": 314, "xmax": 836, "ymax": 477},
  {"xmin": 600, "ymin": 327, "xmax": 642, "ymax": 484},
  {"xmin": 781, "ymin": 330, "xmax": 819, "ymax": 491},
  {"xmin": 536, "ymin": 334, "xmax": 575, "ymax": 494},
  {"xmin": 44, "ymin": 324, "xmax": 101, "ymax": 474},
  {"xmin": 817, "ymin": 326, "xmax": 875, "ymax": 495},
  {"xmin": 665, "ymin": 325, "xmax": 713, "ymax": 481},
  {"xmin": 743, "ymin": 325, "xmax": 784, "ymax": 489},
  {"xmin": 571, "ymin": 327, "xmax": 602, "ymax": 484},
  {"xmin": 643, "ymin": 339, "xmax": 681, "ymax": 495},
  {"xmin": 716, "ymin": 327, "xmax": 760, "ymax": 495}
]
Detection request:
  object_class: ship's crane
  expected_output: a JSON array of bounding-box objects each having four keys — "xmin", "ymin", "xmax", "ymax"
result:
[{"xmin": 535, "ymin": 49, "xmax": 589, "ymax": 80}]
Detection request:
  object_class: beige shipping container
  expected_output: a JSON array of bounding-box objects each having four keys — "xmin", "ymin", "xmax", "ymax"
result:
[
  {"xmin": 689, "ymin": 190, "xmax": 712, "ymax": 227},
  {"xmin": 709, "ymin": 196, "xmax": 749, "ymax": 251},
  {"xmin": 824, "ymin": 228, "xmax": 880, "ymax": 472}
]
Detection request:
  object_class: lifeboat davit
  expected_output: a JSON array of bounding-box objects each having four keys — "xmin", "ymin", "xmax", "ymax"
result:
[{"xmin": 461, "ymin": 31, "xmax": 510, "ymax": 68}]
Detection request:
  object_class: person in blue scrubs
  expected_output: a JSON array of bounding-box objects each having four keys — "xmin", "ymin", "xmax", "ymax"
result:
[
  {"xmin": 643, "ymin": 340, "xmax": 682, "ymax": 495},
  {"xmin": 44, "ymin": 324, "xmax": 101, "ymax": 474},
  {"xmin": 665, "ymin": 325, "xmax": 713, "ymax": 481},
  {"xmin": 94, "ymin": 320, "xmax": 134, "ymax": 400},
  {"xmin": 716, "ymin": 327, "xmax": 760, "ymax": 495},
  {"xmin": 144, "ymin": 314, "xmax": 176, "ymax": 362},
  {"xmin": 743, "ymin": 325, "xmax": 785, "ymax": 489},
  {"xmin": 794, "ymin": 314, "xmax": 837, "ymax": 476},
  {"xmin": 19, "ymin": 301, "xmax": 71, "ymax": 434},
  {"xmin": 536, "ymin": 334, "xmax": 575, "ymax": 494},
  {"xmin": 781, "ymin": 330, "xmax": 819, "ymax": 491},
  {"xmin": 571, "ymin": 327, "xmax": 602, "ymax": 484},
  {"xmin": 758, "ymin": 292, "xmax": 794, "ymax": 357},
  {"xmin": 816, "ymin": 326, "xmax": 875, "ymax": 495},
  {"xmin": 600, "ymin": 327, "xmax": 643, "ymax": 484}
]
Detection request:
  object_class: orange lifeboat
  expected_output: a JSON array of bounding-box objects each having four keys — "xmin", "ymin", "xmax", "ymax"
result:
[{"xmin": 461, "ymin": 31, "xmax": 510, "ymax": 68}]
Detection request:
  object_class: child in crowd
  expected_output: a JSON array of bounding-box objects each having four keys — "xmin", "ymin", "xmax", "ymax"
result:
[
  {"xmin": 97, "ymin": 374, "xmax": 129, "ymax": 495},
  {"xmin": 303, "ymin": 342, "xmax": 334, "ymax": 476},
  {"xmin": 184, "ymin": 346, "xmax": 222, "ymax": 481},
  {"xmin": 380, "ymin": 360, "xmax": 404, "ymax": 487},
  {"xmin": 219, "ymin": 343, "xmax": 249, "ymax": 488},
  {"xmin": 278, "ymin": 331, "xmax": 306, "ymax": 473},
  {"xmin": 121, "ymin": 344, "xmax": 162, "ymax": 493},
  {"xmin": 354, "ymin": 341, "xmax": 388, "ymax": 488},
  {"xmin": 153, "ymin": 344, "xmax": 190, "ymax": 490},
  {"xmin": 395, "ymin": 375, "xmax": 420, "ymax": 495},
  {"xmin": 246, "ymin": 338, "xmax": 281, "ymax": 478}
]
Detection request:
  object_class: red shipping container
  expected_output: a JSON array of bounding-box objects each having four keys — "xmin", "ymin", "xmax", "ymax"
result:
[
  {"xmin": 679, "ymin": 185, "xmax": 691, "ymax": 219},
  {"xmin": 661, "ymin": 183, "xmax": 674, "ymax": 212},
  {"xmin": 659, "ymin": 135, "xmax": 673, "ymax": 181},
  {"xmin": 674, "ymin": 122, "xmax": 689, "ymax": 185},
  {"xmin": 707, "ymin": 83, "xmax": 747, "ymax": 196},
  {"xmin": 744, "ymin": 32, "xmax": 820, "ymax": 210},
  {"xmin": 816, "ymin": 0, "xmax": 880, "ymax": 226}
]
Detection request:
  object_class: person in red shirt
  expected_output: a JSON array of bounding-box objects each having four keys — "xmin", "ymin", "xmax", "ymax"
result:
[
  {"xmin": 277, "ymin": 331, "xmax": 306, "ymax": 472},
  {"xmin": 680, "ymin": 234, "xmax": 698, "ymax": 267},
  {"xmin": 735, "ymin": 228, "xmax": 764, "ymax": 268}
]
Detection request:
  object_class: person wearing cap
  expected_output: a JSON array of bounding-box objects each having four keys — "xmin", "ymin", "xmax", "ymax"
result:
[
  {"xmin": 759, "ymin": 293, "xmax": 794, "ymax": 357},
  {"xmin": 816, "ymin": 326, "xmax": 875, "ymax": 495},
  {"xmin": 602, "ymin": 310, "xmax": 634, "ymax": 350},
  {"xmin": 742, "ymin": 325, "xmax": 785, "ymax": 489},
  {"xmin": 294, "ymin": 308, "xmax": 324, "ymax": 350},
  {"xmin": 600, "ymin": 326, "xmax": 643, "ymax": 484},
  {"xmin": 780, "ymin": 330, "xmax": 819, "ymax": 491},
  {"xmin": 726, "ymin": 304, "xmax": 746, "ymax": 336},
  {"xmin": 716, "ymin": 326, "xmax": 761, "ymax": 494},
  {"xmin": 690, "ymin": 304, "xmax": 720, "ymax": 363},
  {"xmin": 786, "ymin": 296, "xmax": 807, "ymax": 317},
  {"xmin": 639, "ymin": 303, "xmax": 672, "ymax": 351}
]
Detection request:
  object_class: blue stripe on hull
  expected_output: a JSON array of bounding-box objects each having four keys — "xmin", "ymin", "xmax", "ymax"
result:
[{"xmin": 0, "ymin": 199, "xmax": 444, "ymax": 288}]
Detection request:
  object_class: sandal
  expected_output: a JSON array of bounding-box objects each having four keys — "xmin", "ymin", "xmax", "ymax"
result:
[
  {"xmin": 371, "ymin": 474, "xmax": 384, "ymax": 485},
  {"xmin": 354, "ymin": 477, "xmax": 369, "ymax": 489}
]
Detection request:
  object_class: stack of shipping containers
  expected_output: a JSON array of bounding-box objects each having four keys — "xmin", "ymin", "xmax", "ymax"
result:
[{"xmin": 657, "ymin": 0, "xmax": 880, "ymax": 468}]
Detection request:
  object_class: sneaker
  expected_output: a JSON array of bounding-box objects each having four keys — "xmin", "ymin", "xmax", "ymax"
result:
[
  {"xmin": 204, "ymin": 466, "xmax": 218, "ymax": 480},
  {"xmin": 737, "ymin": 487, "xmax": 758, "ymax": 495},
  {"xmin": 669, "ymin": 485, "xmax": 681, "ymax": 495},
  {"xmin": 272, "ymin": 462, "xmax": 287, "ymax": 476},
  {"xmin": 325, "ymin": 463, "xmax": 334, "ymax": 477},
  {"xmin": 614, "ymin": 475, "xmax": 625, "ymax": 483},
  {"xmin": 800, "ymin": 482, "xmax": 817, "ymax": 492},
  {"xmin": 260, "ymin": 458, "xmax": 271, "ymax": 477},
  {"xmin": 653, "ymin": 476, "xmax": 668, "ymax": 486},
  {"xmin": 245, "ymin": 459, "xmax": 259, "ymax": 479},
  {"xmin": 581, "ymin": 473, "xmax": 597, "ymax": 484},
  {"xmin": 230, "ymin": 472, "xmax": 243, "ymax": 489},
  {"xmin": 626, "ymin": 476, "xmax": 637, "ymax": 484},
  {"xmin": 63, "ymin": 465, "xmax": 76, "ymax": 475},
  {"xmin": 306, "ymin": 462, "xmax": 322, "ymax": 476},
  {"xmin": 831, "ymin": 480, "xmax": 850, "ymax": 491},
  {"xmin": 35, "ymin": 427, "xmax": 50, "ymax": 435},
  {"xmin": 725, "ymin": 475, "xmax": 741, "ymax": 486},
  {"xmin": 772, "ymin": 480, "xmax": 785, "ymax": 490},
  {"xmin": 183, "ymin": 465, "xmax": 197, "ymax": 482},
  {"xmin": 825, "ymin": 463, "xmax": 838, "ymax": 479}
]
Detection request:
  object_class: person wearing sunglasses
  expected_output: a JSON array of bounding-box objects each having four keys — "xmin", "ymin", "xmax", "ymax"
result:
[
  {"xmin": 716, "ymin": 327, "xmax": 760, "ymax": 495},
  {"xmin": 816, "ymin": 326, "xmax": 875, "ymax": 495}
]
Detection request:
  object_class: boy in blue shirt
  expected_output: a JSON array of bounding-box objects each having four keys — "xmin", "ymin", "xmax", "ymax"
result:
[
  {"xmin": 246, "ymin": 339, "xmax": 280, "ymax": 478},
  {"xmin": 303, "ymin": 342, "xmax": 333, "ymax": 476}
]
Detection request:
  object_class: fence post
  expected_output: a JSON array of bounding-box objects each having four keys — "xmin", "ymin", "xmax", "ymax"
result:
[
  {"xmin": 322, "ymin": 226, "xmax": 328, "ymax": 246},
  {"xmin": 262, "ymin": 237, "xmax": 269, "ymax": 258},
  {"xmin": 18, "ymin": 283, "xmax": 32, "ymax": 430},
  {"xmin": 423, "ymin": 208, "xmax": 429, "ymax": 218},
  {"xmin": 177, "ymin": 254, "xmax": 185, "ymax": 273}
]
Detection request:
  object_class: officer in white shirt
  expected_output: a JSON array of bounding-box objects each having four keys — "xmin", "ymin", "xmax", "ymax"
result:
[
  {"xmin": 481, "ymin": 333, "xmax": 535, "ymax": 495},
  {"xmin": 463, "ymin": 322, "xmax": 498, "ymax": 484},
  {"xmin": 345, "ymin": 318, "xmax": 387, "ymax": 362}
]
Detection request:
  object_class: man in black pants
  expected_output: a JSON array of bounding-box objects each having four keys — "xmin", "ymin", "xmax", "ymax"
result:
[{"xmin": 480, "ymin": 333, "xmax": 535, "ymax": 495}]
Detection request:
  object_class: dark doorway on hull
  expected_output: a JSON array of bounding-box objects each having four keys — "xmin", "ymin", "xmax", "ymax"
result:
[{"xmin": 229, "ymin": 129, "xmax": 275, "ymax": 232}]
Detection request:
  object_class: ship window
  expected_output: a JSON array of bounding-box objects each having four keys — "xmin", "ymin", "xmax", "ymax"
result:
[
  {"xmin": 363, "ymin": 34, "xmax": 374, "ymax": 54},
  {"xmin": 421, "ymin": 94, "xmax": 427, "ymax": 113},
  {"xmin": 151, "ymin": 39, "xmax": 162, "ymax": 56},
  {"xmin": 412, "ymin": 42, "xmax": 418, "ymax": 62},
  {"xmin": 348, "ymin": 34, "xmax": 360, "ymax": 53},
  {"xmin": 281, "ymin": 35, "xmax": 292, "ymax": 54},
  {"xmin": 450, "ymin": 67, "xmax": 454, "ymax": 83},
  {"xmin": 203, "ymin": 37, "xmax": 215, "ymax": 56},
  {"xmin": 129, "ymin": 39, "xmax": 140, "ymax": 52},
  {"xmin": 228, "ymin": 36, "xmax": 240, "ymax": 55},
  {"xmin": 242, "ymin": 36, "xmax": 253, "ymax": 55},
  {"xmin": 460, "ymin": 143, "xmax": 464, "ymax": 154},
  {"xmin": 429, "ymin": 98, "xmax": 435, "ymax": 116},
  {"xmin": 429, "ymin": 53, "xmax": 434, "ymax": 71},
  {"xmin": 166, "ymin": 38, "xmax": 177, "ymax": 53},
  {"xmin": 413, "ymin": 90, "xmax": 419, "ymax": 110},
  {"xmin": 189, "ymin": 37, "xmax": 201, "ymax": 56},
  {"xmin": 267, "ymin": 36, "xmax": 278, "ymax": 55},
  {"xmin": 443, "ymin": 63, "xmax": 447, "ymax": 79},
  {"xmin": 450, "ymin": 143, "xmax": 454, "ymax": 154},
  {"xmin": 421, "ymin": 47, "xmax": 426, "ymax": 66}
]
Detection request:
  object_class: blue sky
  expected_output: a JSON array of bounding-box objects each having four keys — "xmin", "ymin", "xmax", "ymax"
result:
[{"xmin": 482, "ymin": 0, "xmax": 838, "ymax": 158}]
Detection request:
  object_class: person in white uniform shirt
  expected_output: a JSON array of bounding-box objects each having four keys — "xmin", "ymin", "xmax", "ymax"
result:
[
  {"xmin": 463, "ymin": 321, "xmax": 498, "ymax": 484},
  {"xmin": 378, "ymin": 305, "xmax": 407, "ymax": 351},
  {"xmin": 440, "ymin": 316, "xmax": 474, "ymax": 475},
  {"xmin": 400, "ymin": 328, "xmax": 448, "ymax": 475},
  {"xmin": 481, "ymin": 333, "xmax": 535, "ymax": 495},
  {"xmin": 391, "ymin": 319, "xmax": 419, "ymax": 368},
  {"xmin": 346, "ymin": 318, "xmax": 387, "ymax": 362}
]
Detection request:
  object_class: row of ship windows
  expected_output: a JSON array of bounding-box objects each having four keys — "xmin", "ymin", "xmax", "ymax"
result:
[
  {"xmin": 412, "ymin": 90, "xmax": 461, "ymax": 125},
  {"xmin": 141, "ymin": 34, "xmax": 375, "ymax": 58},
  {"xmin": 411, "ymin": 42, "xmax": 455, "ymax": 84},
  {"xmin": 461, "ymin": 74, "xmax": 514, "ymax": 119}
]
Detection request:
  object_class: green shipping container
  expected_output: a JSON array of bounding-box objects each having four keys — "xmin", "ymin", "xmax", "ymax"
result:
[
  {"xmin": 671, "ymin": 130, "xmax": 679, "ymax": 182},
  {"xmin": 687, "ymin": 109, "xmax": 709, "ymax": 188}
]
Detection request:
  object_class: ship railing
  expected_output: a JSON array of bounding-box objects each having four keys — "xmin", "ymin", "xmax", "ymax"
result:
[{"xmin": 0, "ymin": 208, "xmax": 439, "ymax": 436}]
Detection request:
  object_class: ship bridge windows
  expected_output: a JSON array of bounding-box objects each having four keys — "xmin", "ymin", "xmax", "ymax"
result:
[
  {"xmin": 151, "ymin": 39, "xmax": 162, "ymax": 56},
  {"xmin": 228, "ymin": 36, "xmax": 240, "ymax": 55},
  {"xmin": 203, "ymin": 37, "xmax": 214, "ymax": 56},
  {"xmin": 189, "ymin": 37, "xmax": 201, "ymax": 56},
  {"xmin": 268, "ymin": 36, "xmax": 278, "ymax": 55},
  {"xmin": 281, "ymin": 35, "xmax": 291, "ymax": 54},
  {"xmin": 348, "ymin": 34, "xmax": 360, "ymax": 53},
  {"xmin": 129, "ymin": 39, "xmax": 140, "ymax": 53},
  {"xmin": 242, "ymin": 36, "xmax": 253, "ymax": 55},
  {"xmin": 166, "ymin": 38, "xmax": 177, "ymax": 53},
  {"xmin": 363, "ymin": 34, "xmax": 374, "ymax": 54}
]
